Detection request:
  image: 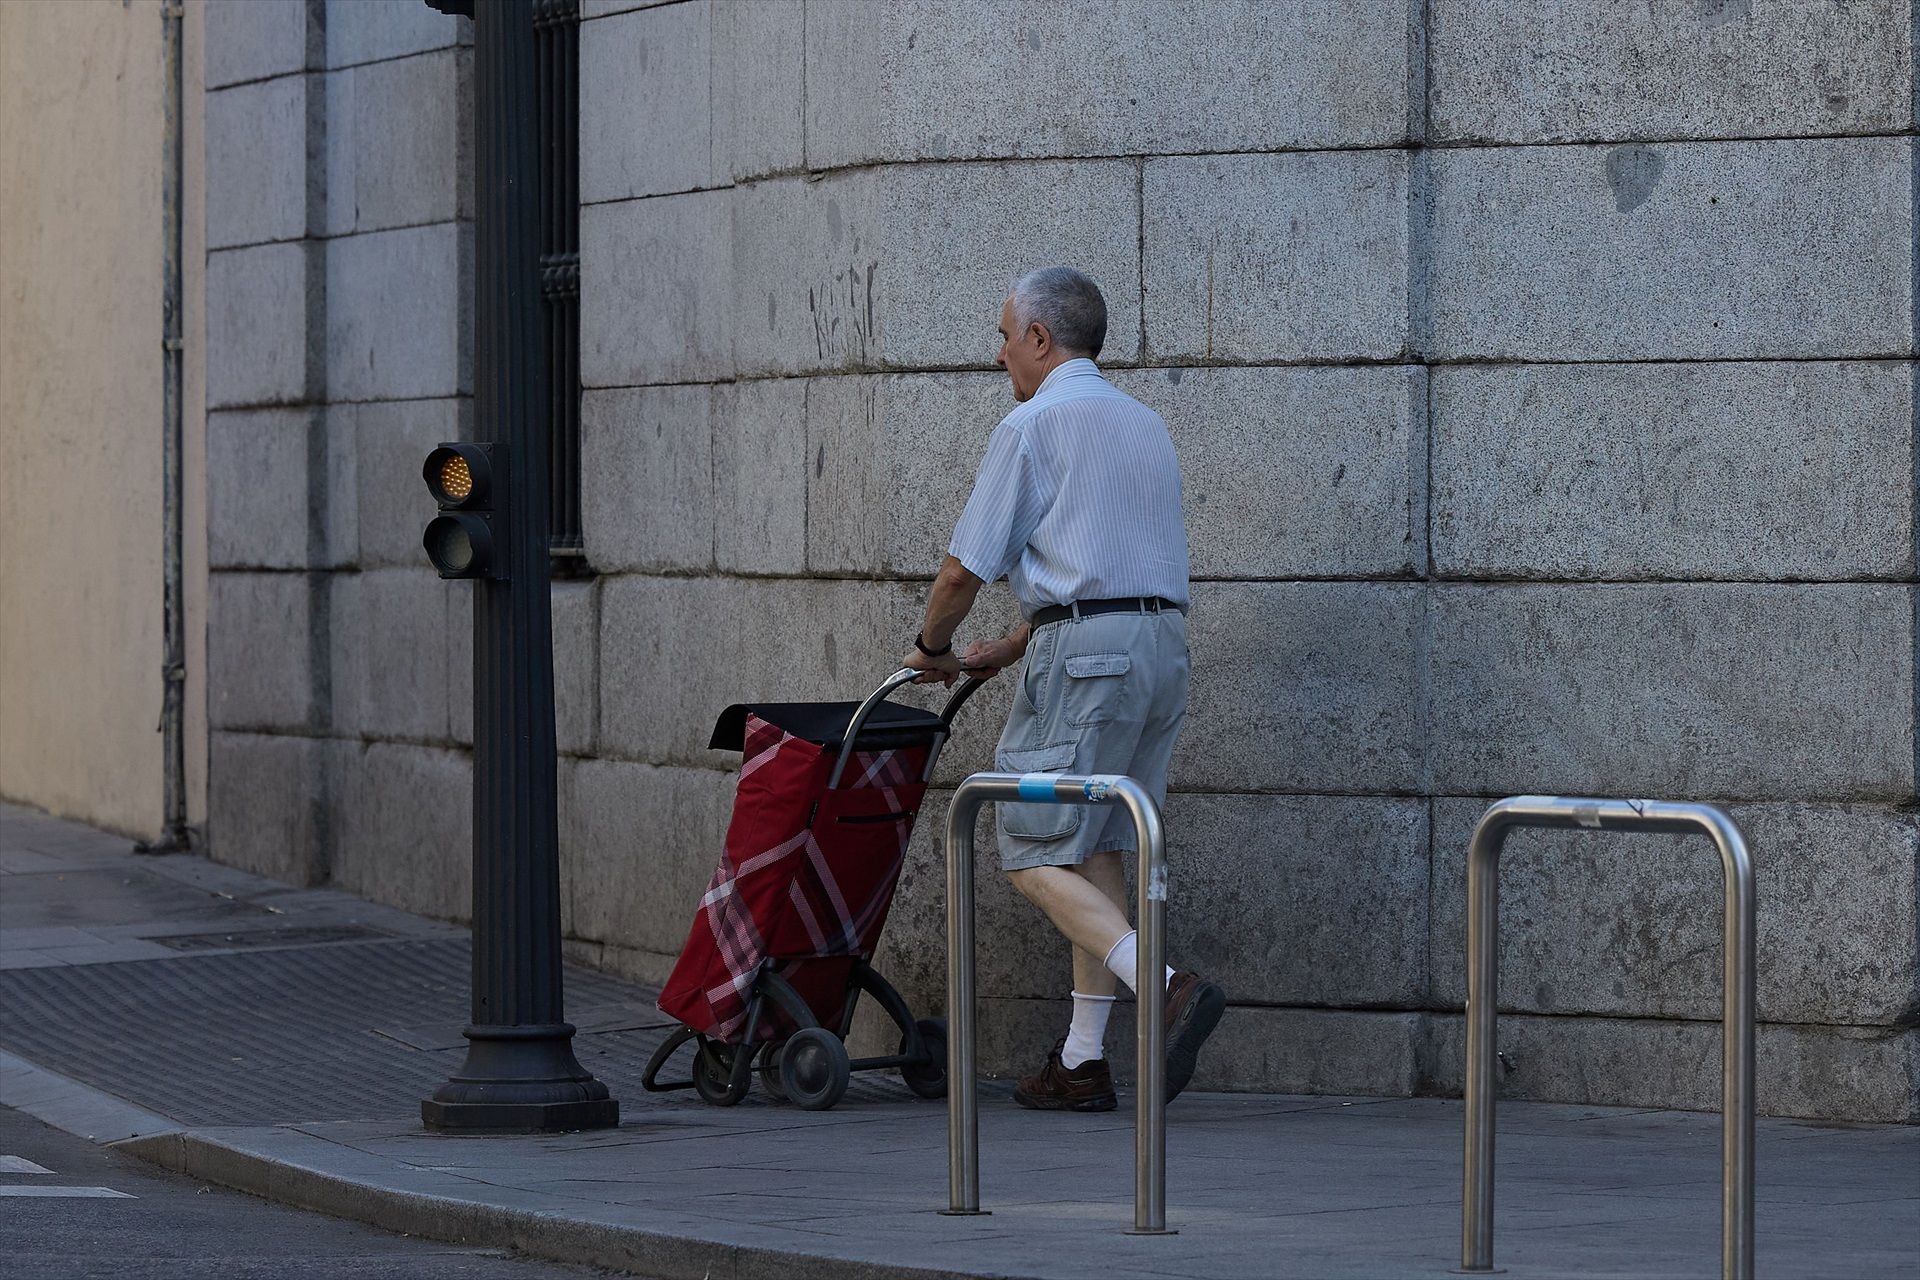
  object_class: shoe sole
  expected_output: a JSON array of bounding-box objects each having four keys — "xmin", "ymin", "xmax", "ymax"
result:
[
  {"xmin": 1164, "ymin": 980, "xmax": 1226, "ymax": 1103},
  {"xmin": 1013, "ymin": 1087, "xmax": 1118, "ymax": 1113}
]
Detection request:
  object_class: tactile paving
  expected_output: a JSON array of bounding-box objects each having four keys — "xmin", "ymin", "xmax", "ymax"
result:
[{"xmin": 0, "ymin": 938, "xmax": 916, "ymax": 1125}]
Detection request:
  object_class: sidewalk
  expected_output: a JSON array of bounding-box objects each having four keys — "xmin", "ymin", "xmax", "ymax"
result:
[{"xmin": 3, "ymin": 800, "xmax": 1915, "ymax": 1280}]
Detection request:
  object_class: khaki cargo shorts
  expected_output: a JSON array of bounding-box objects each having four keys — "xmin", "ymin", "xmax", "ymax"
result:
[{"xmin": 994, "ymin": 608, "xmax": 1190, "ymax": 872}]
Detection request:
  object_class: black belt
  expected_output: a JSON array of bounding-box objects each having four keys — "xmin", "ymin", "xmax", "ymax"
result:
[{"xmin": 1031, "ymin": 596, "xmax": 1182, "ymax": 630}]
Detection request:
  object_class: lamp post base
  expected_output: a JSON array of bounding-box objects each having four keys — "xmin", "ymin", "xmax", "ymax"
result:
[
  {"xmin": 421, "ymin": 1095, "xmax": 619, "ymax": 1132},
  {"xmin": 422, "ymin": 1023, "xmax": 619, "ymax": 1133}
]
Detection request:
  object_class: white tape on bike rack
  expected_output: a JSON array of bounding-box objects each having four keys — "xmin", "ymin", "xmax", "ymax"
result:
[{"xmin": 1147, "ymin": 863, "xmax": 1169, "ymax": 902}]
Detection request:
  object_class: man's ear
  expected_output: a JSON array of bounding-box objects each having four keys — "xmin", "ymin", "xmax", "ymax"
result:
[{"xmin": 1028, "ymin": 322, "xmax": 1052, "ymax": 357}]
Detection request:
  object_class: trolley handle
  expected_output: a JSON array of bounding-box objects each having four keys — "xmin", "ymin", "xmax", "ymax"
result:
[
  {"xmin": 938, "ymin": 671, "xmax": 989, "ymax": 728},
  {"xmin": 827, "ymin": 668, "xmax": 985, "ymax": 790}
]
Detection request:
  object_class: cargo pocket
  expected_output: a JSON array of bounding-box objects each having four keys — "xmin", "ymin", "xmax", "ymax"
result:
[
  {"xmin": 994, "ymin": 740, "xmax": 1082, "ymax": 842},
  {"xmin": 1019, "ymin": 624, "xmax": 1057, "ymax": 715},
  {"xmin": 1063, "ymin": 652, "xmax": 1132, "ymax": 727}
]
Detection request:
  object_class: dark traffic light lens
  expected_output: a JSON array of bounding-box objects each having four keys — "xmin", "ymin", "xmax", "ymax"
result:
[
  {"xmin": 438, "ymin": 454, "xmax": 473, "ymax": 501},
  {"xmin": 425, "ymin": 514, "xmax": 486, "ymax": 576}
]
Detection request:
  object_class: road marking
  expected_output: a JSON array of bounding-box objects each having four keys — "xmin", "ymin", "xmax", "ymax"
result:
[
  {"xmin": 0, "ymin": 1185, "xmax": 134, "ymax": 1198},
  {"xmin": 0, "ymin": 1156, "xmax": 55, "ymax": 1174}
]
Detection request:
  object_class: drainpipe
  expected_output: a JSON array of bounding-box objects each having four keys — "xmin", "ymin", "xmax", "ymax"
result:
[{"xmin": 136, "ymin": 0, "xmax": 194, "ymax": 856}]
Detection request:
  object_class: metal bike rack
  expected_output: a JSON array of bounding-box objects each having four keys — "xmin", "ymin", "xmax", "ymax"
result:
[
  {"xmin": 1460, "ymin": 796, "xmax": 1756, "ymax": 1280},
  {"xmin": 943, "ymin": 770, "xmax": 1172, "ymax": 1234}
]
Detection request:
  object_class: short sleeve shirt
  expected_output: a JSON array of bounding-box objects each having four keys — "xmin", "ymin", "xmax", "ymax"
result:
[{"xmin": 947, "ymin": 359, "xmax": 1190, "ymax": 618}]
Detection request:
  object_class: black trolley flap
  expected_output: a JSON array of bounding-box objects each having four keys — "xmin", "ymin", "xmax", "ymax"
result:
[
  {"xmin": 708, "ymin": 700, "xmax": 944, "ymax": 754},
  {"xmin": 712, "ymin": 672, "xmax": 989, "ymax": 790}
]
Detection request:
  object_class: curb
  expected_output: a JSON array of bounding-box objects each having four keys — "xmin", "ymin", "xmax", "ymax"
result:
[
  {"xmin": 0, "ymin": 1041, "xmax": 1041, "ymax": 1280},
  {"xmin": 119, "ymin": 1128, "xmax": 1044, "ymax": 1280},
  {"xmin": 0, "ymin": 1047, "xmax": 179, "ymax": 1144}
]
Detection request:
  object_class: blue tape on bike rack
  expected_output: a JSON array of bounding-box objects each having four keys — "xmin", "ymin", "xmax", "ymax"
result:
[{"xmin": 1016, "ymin": 773, "xmax": 1056, "ymax": 801}]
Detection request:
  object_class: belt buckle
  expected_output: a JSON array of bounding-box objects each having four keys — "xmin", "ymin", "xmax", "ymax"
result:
[{"xmin": 1144, "ymin": 597, "xmax": 1160, "ymax": 615}]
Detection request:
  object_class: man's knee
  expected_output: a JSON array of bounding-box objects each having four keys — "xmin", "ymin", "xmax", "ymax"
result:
[
  {"xmin": 1006, "ymin": 863, "xmax": 1064, "ymax": 904},
  {"xmin": 1073, "ymin": 849, "xmax": 1123, "ymax": 878}
]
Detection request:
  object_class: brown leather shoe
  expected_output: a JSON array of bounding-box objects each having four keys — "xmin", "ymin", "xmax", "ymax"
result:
[
  {"xmin": 1013, "ymin": 1042, "xmax": 1118, "ymax": 1112},
  {"xmin": 1164, "ymin": 970, "xmax": 1225, "ymax": 1102}
]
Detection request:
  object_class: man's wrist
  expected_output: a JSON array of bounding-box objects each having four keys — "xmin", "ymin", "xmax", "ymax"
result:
[{"xmin": 914, "ymin": 631, "xmax": 952, "ymax": 658}]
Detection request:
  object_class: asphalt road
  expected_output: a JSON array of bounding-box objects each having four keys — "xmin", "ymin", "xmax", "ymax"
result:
[{"xmin": 0, "ymin": 1105, "xmax": 621, "ymax": 1280}]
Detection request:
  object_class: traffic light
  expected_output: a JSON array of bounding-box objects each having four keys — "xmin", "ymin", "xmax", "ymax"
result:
[{"xmin": 423, "ymin": 442, "xmax": 505, "ymax": 579}]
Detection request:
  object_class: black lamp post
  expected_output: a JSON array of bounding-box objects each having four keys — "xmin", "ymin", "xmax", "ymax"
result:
[{"xmin": 420, "ymin": 0, "xmax": 616, "ymax": 1132}]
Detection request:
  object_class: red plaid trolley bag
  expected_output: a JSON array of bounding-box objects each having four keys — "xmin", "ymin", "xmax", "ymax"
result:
[{"xmin": 642, "ymin": 669, "xmax": 985, "ymax": 1111}]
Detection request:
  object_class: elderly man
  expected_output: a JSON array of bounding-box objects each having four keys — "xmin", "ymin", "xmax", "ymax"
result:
[{"xmin": 901, "ymin": 266, "xmax": 1224, "ymax": 1111}]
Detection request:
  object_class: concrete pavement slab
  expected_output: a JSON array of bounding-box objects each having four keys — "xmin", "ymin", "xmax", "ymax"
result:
[
  {"xmin": 116, "ymin": 1093, "xmax": 1911, "ymax": 1280},
  {"xmin": 2, "ymin": 800, "xmax": 1915, "ymax": 1278}
]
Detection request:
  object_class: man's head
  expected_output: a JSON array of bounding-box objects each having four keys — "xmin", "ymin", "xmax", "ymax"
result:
[{"xmin": 997, "ymin": 267, "xmax": 1107, "ymax": 402}]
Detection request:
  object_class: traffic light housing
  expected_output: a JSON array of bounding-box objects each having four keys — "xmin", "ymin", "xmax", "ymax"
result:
[{"xmin": 423, "ymin": 442, "xmax": 505, "ymax": 579}]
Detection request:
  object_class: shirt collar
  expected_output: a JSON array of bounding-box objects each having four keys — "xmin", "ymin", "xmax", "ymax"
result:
[{"xmin": 1030, "ymin": 357, "xmax": 1104, "ymax": 400}]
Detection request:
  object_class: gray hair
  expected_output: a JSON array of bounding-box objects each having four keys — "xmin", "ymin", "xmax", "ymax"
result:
[{"xmin": 1011, "ymin": 267, "xmax": 1107, "ymax": 358}]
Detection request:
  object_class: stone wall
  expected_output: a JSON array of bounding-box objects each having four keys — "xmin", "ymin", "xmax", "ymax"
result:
[
  {"xmin": 202, "ymin": 0, "xmax": 475, "ymax": 914},
  {"xmin": 202, "ymin": 0, "xmax": 1920, "ymax": 1122}
]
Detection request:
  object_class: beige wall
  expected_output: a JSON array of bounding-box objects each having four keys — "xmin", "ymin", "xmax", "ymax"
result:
[{"xmin": 0, "ymin": 0, "xmax": 174, "ymax": 839}]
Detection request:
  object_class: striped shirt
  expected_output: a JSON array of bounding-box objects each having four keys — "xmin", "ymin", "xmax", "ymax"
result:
[{"xmin": 948, "ymin": 359, "xmax": 1190, "ymax": 618}]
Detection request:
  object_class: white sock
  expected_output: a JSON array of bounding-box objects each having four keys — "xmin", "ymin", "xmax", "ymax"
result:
[
  {"xmin": 1060, "ymin": 991, "xmax": 1116, "ymax": 1069},
  {"xmin": 1101, "ymin": 931, "xmax": 1175, "ymax": 994}
]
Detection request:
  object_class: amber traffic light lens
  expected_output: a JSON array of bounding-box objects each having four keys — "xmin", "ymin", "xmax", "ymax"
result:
[
  {"xmin": 439, "ymin": 454, "xmax": 473, "ymax": 501},
  {"xmin": 423, "ymin": 443, "xmax": 488, "ymax": 509}
]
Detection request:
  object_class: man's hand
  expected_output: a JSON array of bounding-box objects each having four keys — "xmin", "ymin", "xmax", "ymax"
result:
[
  {"xmin": 960, "ymin": 635, "xmax": 1023, "ymax": 679},
  {"xmin": 902, "ymin": 645, "xmax": 966, "ymax": 686}
]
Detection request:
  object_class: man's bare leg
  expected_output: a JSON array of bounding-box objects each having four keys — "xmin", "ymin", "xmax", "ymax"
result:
[
  {"xmin": 1069, "ymin": 851, "xmax": 1130, "ymax": 998},
  {"xmin": 1008, "ymin": 853, "xmax": 1133, "ymax": 1086},
  {"xmin": 1006, "ymin": 857, "xmax": 1132, "ymax": 963}
]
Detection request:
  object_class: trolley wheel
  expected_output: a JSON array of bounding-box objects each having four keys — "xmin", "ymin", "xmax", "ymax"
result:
[
  {"xmin": 755, "ymin": 1039, "xmax": 789, "ymax": 1102},
  {"xmin": 692, "ymin": 1037, "xmax": 749, "ymax": 1107},
  {"xmin": 779, "ymin": 1027, "xmax": 850, "ymax": 1111},
  {"xmin": 899, "ymin": 1017, "xmax": 948, "ymax": 1100}
]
